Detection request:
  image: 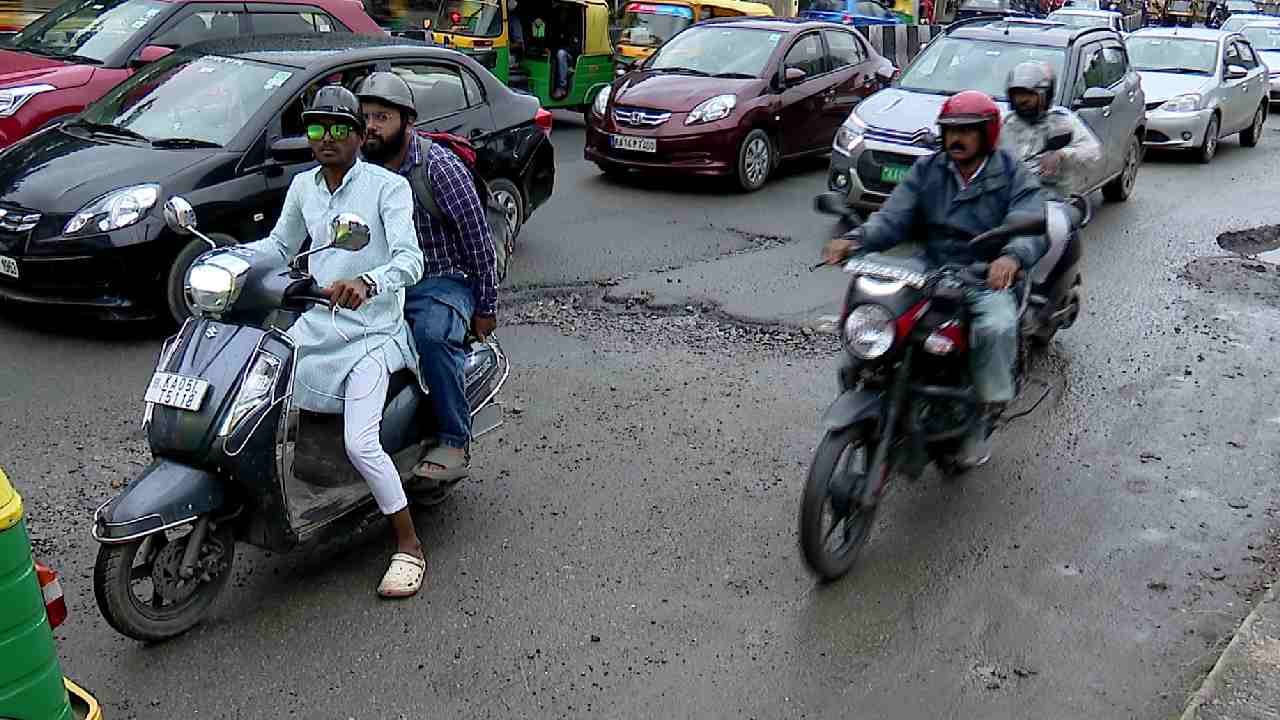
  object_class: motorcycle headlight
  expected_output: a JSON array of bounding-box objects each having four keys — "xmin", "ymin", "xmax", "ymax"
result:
[
  {"xmin": 592, "ymin": 85, "xmax": 612, "ymax": 117},
  {"xmin": 833, "ymin": 113, "xmax": 867, "ymax": 155},
  {"xmin": 219, "ymin": 351, "xmax": 282, "ymax": 437},
  {"xmin": 685, "ymin": 94, "xmax": 737, "ymax": 125},
  {"xmin": 0, "ymin": 84, "xmax": 56, "ymax": 118},
  {"xmin": 64, "ymin": 184, "xmax": 160, "ymax": 235},
  {"xmin": 1159, "ymin": 93, "xmax": 1202, "ymax": 113},
  {"xmin": 842, "ymin": 304, "xmax": 895, "ymax": 359},
  {"xmin": 184, "ymin": 248, "xmax": 251, "ymax": 316}
]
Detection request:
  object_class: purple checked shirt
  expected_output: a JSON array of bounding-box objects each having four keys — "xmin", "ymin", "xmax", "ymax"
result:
[{"xmin": 399, "ymin": 134, "xmax": 498, "ymax": 317}]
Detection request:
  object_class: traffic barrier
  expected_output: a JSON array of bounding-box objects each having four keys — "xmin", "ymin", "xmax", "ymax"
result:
[{"xmin": 856, "ymin": 24, "xmax": 944, "ymax": 69}]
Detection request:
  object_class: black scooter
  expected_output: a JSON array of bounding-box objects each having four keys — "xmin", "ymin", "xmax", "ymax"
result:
[{"xmin": 92, "ymin": 196, "xmax": 509, "ymax": 641}]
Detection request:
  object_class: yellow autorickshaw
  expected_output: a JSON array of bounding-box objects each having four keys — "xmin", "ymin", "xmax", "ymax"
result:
[{"xmin": 612, "ymin": 0, "xmax": 774, "ymax": 75}]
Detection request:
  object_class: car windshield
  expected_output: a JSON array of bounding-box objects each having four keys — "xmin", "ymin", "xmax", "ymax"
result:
[
  {"xmin": 647, "ymin": 25, "xmax": 782, "ymax": 77},
  {"xmin": 1047, "ymin": 11, "xmax": 1111, "ymax": 26},
  {"xmin": 436, "ymin": 0, "xmax": 502, "ymax": 37},
  {"xmin": 9, "ymin": 0, "xmax": 168, "ymax": 64},
  {"xmin": 76, "ymin": 53, "xmax": 291, "ymax": 146},
  {"xmin": 1223, "ymin": 13, "xmax": 1266, "ymax": 29},
  {"xmin": 619, "ymin": 3, "xmax": 694, "ymax": 47},
  {"xmin": 1126, "ymin": 36, "xmax": 1217, "ymax": 74},
  {"xmin": 898, "ymin": 37, "xmax": 1065, "ymax": 99},
  {"xmin": 1227, "ymin": 0, "xmax": 1258, "ymax": 10},
  {"xmin": 1168, "ymin": 0, "xmax": 1191, "ymax": 10},
  {"xmin": 960, "ymin": 0, "xmax": 1003, "ymax": 8},
  {"xmin": 1242, "ymin": 24, "xmax": 1280, "ymax": 49}
]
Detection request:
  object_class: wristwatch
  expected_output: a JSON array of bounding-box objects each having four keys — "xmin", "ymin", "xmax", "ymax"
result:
[{"xmin": 359, "ymin": 273, "xmax": 379, "ymax": 297}]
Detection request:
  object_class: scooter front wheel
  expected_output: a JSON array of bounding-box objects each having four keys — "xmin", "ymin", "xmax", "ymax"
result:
[
  {"xmin": 798, "ymin": 424, "xmax": 881, "ymax": 581},
  {"xmin": 94, "ymin": 518, "xmax": 235, "ymax": 642}
]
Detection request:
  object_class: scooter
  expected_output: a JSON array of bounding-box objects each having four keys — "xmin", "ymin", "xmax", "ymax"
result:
[{"xmin": 91, "ymin": 196, "xmax": 509, "ymax": 642}]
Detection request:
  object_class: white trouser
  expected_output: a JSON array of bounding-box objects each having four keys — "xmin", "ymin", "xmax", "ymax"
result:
[{"xmin": 343, "ymin": 354, "xmax": 407, "ymax": 515}]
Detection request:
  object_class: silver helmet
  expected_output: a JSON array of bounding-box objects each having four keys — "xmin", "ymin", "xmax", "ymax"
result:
[
  {"xmin": 356, "ymin": 71, "xmax": 417, "ymax": 119},
  {"xmin": 1006, "ymin": 61, "xmax": 1055, "ymax": 123}
]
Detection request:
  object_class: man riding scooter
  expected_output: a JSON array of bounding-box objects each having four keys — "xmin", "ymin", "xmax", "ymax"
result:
[
  {"xmin": 999, "ymin": 61, "xmax": 1102, "ymax": 200},
  {"xmin": 822, "ymin": 90, "xmax": 1050, "ymax": 468}
]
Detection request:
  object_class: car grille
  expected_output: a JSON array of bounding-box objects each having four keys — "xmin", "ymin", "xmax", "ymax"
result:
[
  {"xmin": 865, "ymin": 124, "xmax": 939, "ymax": 149},
  {"xmin": 1145, "ymin": 129, "xmax": 1171, "ymax": 143},
  {"xmin": 0, "ymin": 204, "xmax": 40, "ymax": 253},
  {"xmin": 613, "ymin": 106, "xmax": 672, "ymax": 127},
  {"xmin": 1145, "ymin": 100, "xmax": 1166, "ymax": 111},
  {"xmin": 856, "ymin": 150, "xmax": 923, "ymax": 194}
]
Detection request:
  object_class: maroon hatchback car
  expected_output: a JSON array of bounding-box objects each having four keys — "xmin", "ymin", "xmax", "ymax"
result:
[{"xmin": 585, "ymin": 17, "xmax": 894, "ymax": 191}]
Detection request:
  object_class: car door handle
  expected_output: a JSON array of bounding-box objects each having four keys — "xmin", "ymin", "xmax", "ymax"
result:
[{"xmin": 1102, "ymin": 108, "xmax": 1112, "ymax": 117}]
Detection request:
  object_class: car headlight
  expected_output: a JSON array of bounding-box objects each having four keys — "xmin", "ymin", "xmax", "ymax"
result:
[
  {"xmin": 219, "ymin": 351, "xmax": 282, "ymax": 437},
  {"xmin": 833, "ymin": 113, "xmax": 867, "ymax": 155},
  {"xmin": 592, "ymin": 85, "xmax": 612, "ymax": 117},
  {"xmin": 0, "ymin": 84, "xmax": 56, "ymax": 118},
  {"xmin": 64, "ymin": 184, "xmax": 160, "ymax": 235},
  {"xmin": 842, "ymin": 304, "xmax": 895, "ymax": 359},
  {"xmin": 685, "ymin": 94, "xmax": 736, "ymax": 125},
  {"xmin": 1159, "ymin": 93, "xmax": 1202, "ymax": 113}
]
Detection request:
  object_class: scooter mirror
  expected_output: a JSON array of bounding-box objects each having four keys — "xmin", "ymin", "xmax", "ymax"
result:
[
  {"xmin": 329, "ymin": 213, "xmax": 371, "ymax": 252},
  {"xmin": 163, "ymin": 196, "xmax": 198, "ymax": 235}
]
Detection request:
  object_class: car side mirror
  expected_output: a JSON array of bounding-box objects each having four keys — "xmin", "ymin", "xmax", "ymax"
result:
[
  {"xmin": 269, "ymin": 136, "xmax": 313, "ymax": 164},
  {"xmin": 131, "ymin": 44, "xmax": 172, "ymax": 68},
  {"xmin": 784, "ymin": 67, "xmax": 808, "ymax": 86},
  {"xmin": 1073, "ymin": 86, "xmax": 1116, "ymax": 109},
  {"xmin": 1226, "ymin": 64, "xmax": 1248, "ymax": 79}
]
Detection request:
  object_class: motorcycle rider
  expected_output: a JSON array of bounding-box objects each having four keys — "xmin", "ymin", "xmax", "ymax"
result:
[
  {"xmin": 355, "ymin": 72, "xmax": 498, "ymax": 486},
  {"xmin": 242, "ymin": 86, "xmax": 430, "ymax": 598},
  {"xmin": 999, "ymin": 61, "xmax": 1102, "ymax": 200},
  {"xmin": 822, "ymin": 90, "xmax": 1049, "ymax": 467}
]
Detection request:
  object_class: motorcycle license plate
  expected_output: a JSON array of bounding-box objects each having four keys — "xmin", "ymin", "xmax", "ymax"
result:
[
  {"xmin": 0, "ymin": 255, "xmax": 17, "ymax": 279},
  {"xmin": 145, "ymin": 372, "xmax": 210, "ymax": 412},
  {"xmin": 880, "ymin": 164, "xmax": 910, "ymax": 184},
  {"xmin": 611, "ymin": 134, "xmax": 656, "ymax": 153}
]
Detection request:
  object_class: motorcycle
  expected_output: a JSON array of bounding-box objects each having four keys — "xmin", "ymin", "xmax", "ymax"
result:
[
  {"xmin": 797, "ymin": 192, "xmax": 1088, "ymax": 581},
  {"xmin": 91, "ymin": 196, "xmax": 510, "ymax": 641}
]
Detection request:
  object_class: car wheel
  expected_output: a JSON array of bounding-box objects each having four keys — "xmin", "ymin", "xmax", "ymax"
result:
[
  {"xmin": 1197, "ymin": 115, "xmax": 1219, "ymax": 164},
  {"xmin": 489, "ymin": 177, "xmax": 524, "ymax": 240},
  {"xmin": 1241, "ymin": 103, "xmax": 1266, "ymax": 148},
  {"xmin": 1103, "ymin": 133, "xmax": 1140, "ymax": 202},
  {"xmin": 165, "ymin": 233, "xmax": 233, "ymax": 326},
  {"xmin": 736, "ymin": 129, "xmax": 773, "ymax": 193}
]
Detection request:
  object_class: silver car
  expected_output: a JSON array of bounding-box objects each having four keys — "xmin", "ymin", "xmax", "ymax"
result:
[
  {"xmin": 1128, "ymin": 28, "xmax": 1269, "ymax": 162},
  {"xmin": 1046, "ymin": 8, "xmax": 1127, "ymax": 33},
  {"xmin": 1239, "ymin": 21, "xmax": 1280, "ymax": 103}
]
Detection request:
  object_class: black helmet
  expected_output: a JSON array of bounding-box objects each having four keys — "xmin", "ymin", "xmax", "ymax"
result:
[
  {"xmin": 356, "ymin": 71, "xmax": 417, "ymax": 119},
  {"xmin": 1006, "ymin": 61, "xmax": 1055, "ymax": 123},
  {"xmin": 302, "ymin": 85, "xmax": 365, "ymax": 133}
]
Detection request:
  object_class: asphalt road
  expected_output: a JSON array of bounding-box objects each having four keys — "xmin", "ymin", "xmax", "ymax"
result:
[{"xmin": 4, "ymin": 114, "xmax": 1280, "ymax": 719}]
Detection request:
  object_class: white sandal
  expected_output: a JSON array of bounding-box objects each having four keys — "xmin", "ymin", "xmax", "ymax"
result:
[{"xmin": 377, "ymin": 552, "xmax": 426, "ymax": 598}]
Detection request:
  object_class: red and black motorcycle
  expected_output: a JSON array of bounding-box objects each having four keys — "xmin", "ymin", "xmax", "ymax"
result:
[{"xmin": 798, "ymin": 192, "xmax": 1089, "ymax": 581}]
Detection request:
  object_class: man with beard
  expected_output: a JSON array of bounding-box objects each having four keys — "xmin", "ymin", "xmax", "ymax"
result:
[
  {"xmin": 821, "ymin": 91, "xmax": 1049, "ymax": 468},
  {"xmin": 999, "ymin": 61, "xmax": 1101, "ymax": 200},
  {"xmin": 355, "ymin": 72, "xmax": 498, "ymax": 487}
]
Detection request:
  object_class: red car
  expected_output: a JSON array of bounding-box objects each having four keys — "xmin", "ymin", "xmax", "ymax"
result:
[
  {"xmin": 0, "ymin": 0, "xmax": 383, "ymax": 148},
  {"xmin": 585, "ymin": 17, "xmax": 894, "ymax": 191}
]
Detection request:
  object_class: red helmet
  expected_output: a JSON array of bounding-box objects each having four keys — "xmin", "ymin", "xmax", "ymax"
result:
[{"xmin": 937, "ymin": 90, "xmax": 1002, "ymax": 151}]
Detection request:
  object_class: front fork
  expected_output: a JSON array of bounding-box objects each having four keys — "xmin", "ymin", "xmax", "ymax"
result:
[{"xmin": 859, "ymin": 347, "xmax": 914, "ymax": 508}]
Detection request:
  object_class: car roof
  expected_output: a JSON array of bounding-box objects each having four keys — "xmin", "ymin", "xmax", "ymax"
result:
[
  {"xmin": 946, "ymin": 17, "xmax": 1118, "ymax": 47},
  {"xmin": 1049, "ymin": 7, "xmax": 1120, "ymax": 15},
  {"xmin": 1129, "ymin": 26, "xmax": 1232, "ymax": 42},
  {"xmin": 697, "ymin": 16, "xmax": 840, "ymax": 31},
  {"xmin": 1239, "ymin": 17, "xmax": 1280, "ymax": 25},
  {"xmin": 176, "ymin": 33, "xmax": 441, "ymax": 68}
]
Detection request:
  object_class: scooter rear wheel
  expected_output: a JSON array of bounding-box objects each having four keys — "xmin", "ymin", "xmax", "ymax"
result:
[
  {"xmin": 94, "ymin": 519, "xmax": 235, "ymax": 642},
  {"xmin": 798, "ymin": 424, "xmax": 881, "ymax": 581}
]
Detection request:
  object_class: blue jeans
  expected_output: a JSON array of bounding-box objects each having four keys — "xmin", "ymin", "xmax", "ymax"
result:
[
  {"xmin": 405, "ymin": 276, "xmax": 474, "ymax": 449},
  {"xmin": 965, "ymin": 288, "xmax": 1017, "ymax": 404}
]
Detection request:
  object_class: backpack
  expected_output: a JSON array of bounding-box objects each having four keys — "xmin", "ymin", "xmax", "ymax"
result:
[{"xmin": 406, "ymin": 130, "xmax": 514, "ymax": 284}]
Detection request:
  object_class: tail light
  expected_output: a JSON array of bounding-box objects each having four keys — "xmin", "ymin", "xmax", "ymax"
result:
[
  {"xmin": 36, "ymin": 561, "xmax": 67, "ymax": 629},
  {"xmin": 535, "ymin": 108, "xmax": 553, "ymax": 137}
]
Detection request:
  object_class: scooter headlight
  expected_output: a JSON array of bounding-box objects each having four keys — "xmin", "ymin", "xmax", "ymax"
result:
[
  {"xmin": 842, "ymin": 304, "xmax": 895, "ymax": 359},
  {"xmin": 184, "ymin": 248, "xmax": 251, "ymax": 316},
  {"xmin": 219, "ymin": 352, "xmax": 282, "ymax": 437}
]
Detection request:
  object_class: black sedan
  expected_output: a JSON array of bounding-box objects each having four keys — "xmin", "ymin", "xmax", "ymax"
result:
[{"xmin": 0, "ymin": 33, "xmax": 555, "ymax": 323}]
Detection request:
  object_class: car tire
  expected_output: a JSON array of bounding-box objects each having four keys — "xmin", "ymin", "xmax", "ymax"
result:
[
  {"xmin": 1103, "ymin": 133, "xmax": 1140, "ymax": 202},
  {"xmin": 1241, "ymin": 103, "xmax": 1266, "ymax": 148},
  {"xmin": 489, "ymin": 177, "xmax": 524, "ymax": 240},
  {"xmin": 165, "ymin": 233, "xmax": 234, "ymax": 326},
  {"xmin": 736, "ymin": 129, "xmax": 773, "ymax": 193},
  {"xmin": 1197, "ymin": 114, "xmax": 1219, "ymax": 164}
]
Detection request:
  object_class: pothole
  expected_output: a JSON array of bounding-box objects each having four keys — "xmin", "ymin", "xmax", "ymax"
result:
[{"xmin": 1218, "ymin": 224, "xmax": 1280, "ymax": 264}]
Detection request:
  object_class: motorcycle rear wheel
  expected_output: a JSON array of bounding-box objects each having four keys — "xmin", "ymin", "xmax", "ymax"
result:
[{"xmin": 798, "ymin": 424, "xmax": 881, "ymax": 581}]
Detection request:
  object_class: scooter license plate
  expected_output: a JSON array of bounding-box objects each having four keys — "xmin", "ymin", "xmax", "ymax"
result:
[{"xmin": 145, "ymin": 372, "xmax": 210, "ymax": 412}]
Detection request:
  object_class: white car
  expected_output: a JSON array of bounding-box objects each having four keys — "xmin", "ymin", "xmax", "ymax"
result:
[
  {"xmin": 1047, "ymin": 8, "xmax": 1127, "ymax": 33},
  {"xmin": 1239, "ymin": 21, "xmax": 1280, "ymax": 102}
]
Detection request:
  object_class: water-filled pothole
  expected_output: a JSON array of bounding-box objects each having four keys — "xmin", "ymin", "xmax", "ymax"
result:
[{"xmin": 1218, "ymin": 224, "xmax": 1280, "ymax": 264}]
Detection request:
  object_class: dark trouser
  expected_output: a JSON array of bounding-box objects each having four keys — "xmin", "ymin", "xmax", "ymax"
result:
[
  {"xmin": 405, "ymin": 276, "xmax": 474, "ymax": 449},
  {"xmin": 552, "ymin": 48, "xmax": 574, "ymax": 98}
]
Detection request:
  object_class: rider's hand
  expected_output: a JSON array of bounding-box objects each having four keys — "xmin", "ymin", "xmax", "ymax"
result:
[
  {"xmin": 1038, "ymin": 150, "xmax": 1062, "ymax": 177},
  {"xmin": 988, "ymin": 256, "xmax": 1021, "ymax": 291},
  {"xmin": 822, "ymin": 237, "xmax": 859, "ymax": 266},
  {"xmin": 472, "ymin": 314, "xmax": 497, "ymax": 340},
  {"xmin": 324, "ymin": 278, "xmax": 370, "ymax": 310}
]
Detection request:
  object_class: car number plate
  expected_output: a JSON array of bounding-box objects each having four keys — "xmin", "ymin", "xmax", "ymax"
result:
[
  {"xmin": 0, "ymin": 255, "xmax": 17, "ymax": 279},
  {"xmin": 611, "ymin": 134, "xmax": 657, "ymax": 153},
  {"xmin": 145, "ymin": 372, "xmax": 210, "ymax": 412},
  {"xmin": 880, "ymin": 164, "xmax": 910, "ymax": 184}
]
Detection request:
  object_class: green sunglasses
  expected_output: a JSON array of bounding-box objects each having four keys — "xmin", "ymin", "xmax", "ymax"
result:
[{"xmin": 306, "ymin": 123, "xmax": 353, "ymax": 141}]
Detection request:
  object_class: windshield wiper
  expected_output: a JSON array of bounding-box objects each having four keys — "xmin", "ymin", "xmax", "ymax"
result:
[
  {"xmin": 68, "ymin": 119, "xmax": 150, "ymax": 143},
  {"xmin": 12, "ymin": 46, "xmax": 101, "ymax": 63},
  {"xmin": 654, "ymin": 66, "xmax": 710, "ymax": 76},
  {"xmin": 151, "ymin": 137, "xmax": 222, "ymax": 149},
  {"xmin": 1141, "ymin": 66, "xmax": 1209, "ymax": 74},
  {"xmin": 712, "ymin": 72, "xmax": 756, "ymax": 79}
]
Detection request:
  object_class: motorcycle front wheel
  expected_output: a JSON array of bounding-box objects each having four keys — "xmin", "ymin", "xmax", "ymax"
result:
[
  {"xmin": 798, "ymin": 423, "xmax": 881, "ymax": 581},
  {"xmin": 94, "ymin": 519, "xmax": 236, "ymax": 642}
]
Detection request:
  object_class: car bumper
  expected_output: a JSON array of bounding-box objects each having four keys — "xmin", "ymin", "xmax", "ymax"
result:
[
  {"xmin": 1143, "ymin": 108, "xmax": 1214, "ymax": 148},
  {"xmin": 827, "ymin": 138, "xmax": 930, "ymax": 211},
  {"xmin": 1269, "ymin": 76, "xmax": 1280, "ymax": 102},
  {"xmin": 584, "ymin": 114, "xmax": 747, "ymax": 176}
]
